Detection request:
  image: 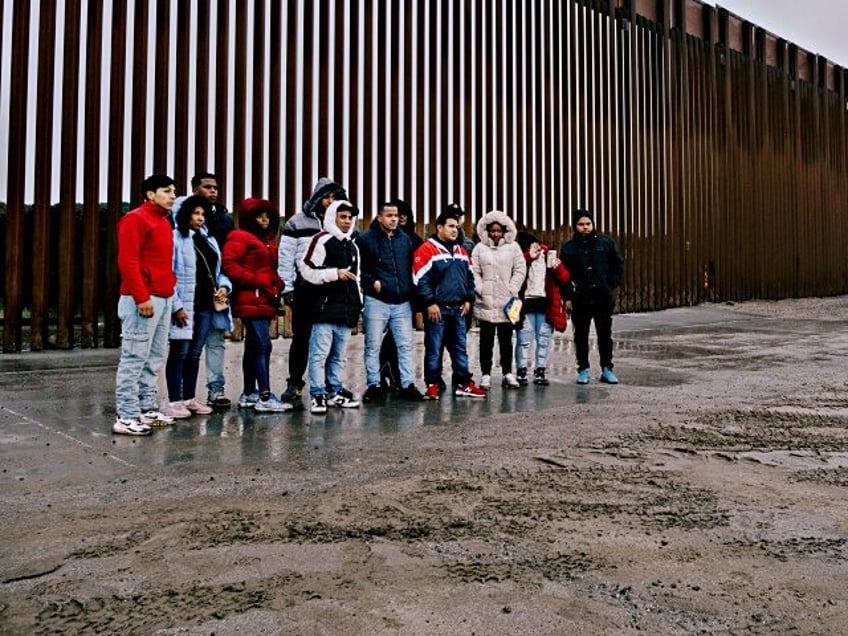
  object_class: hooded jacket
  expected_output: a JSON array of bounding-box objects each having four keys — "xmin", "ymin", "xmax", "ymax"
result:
[
  {"xmin": 355, "ymin": 217, "xmax": 415, "ymax": 304},
  {"xmin": 222, "ymin": 198, "xmax": 283, "ymax": 320},
  {"xmin": 298, "ymin": 200, "xmax": 363, "ymax": 327},
  {"xmin": 277, "ymin": 177, "xmax": 347, "ymax": 294},
  {"xmin": 470, "ymin": 210, "xmax": 526, "ymax": 323}
]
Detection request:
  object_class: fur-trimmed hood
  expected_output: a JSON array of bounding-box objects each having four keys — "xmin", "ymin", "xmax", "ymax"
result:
[{"xmin": 476, "ymin": 210, "xmax": 518, "ymax": 247}]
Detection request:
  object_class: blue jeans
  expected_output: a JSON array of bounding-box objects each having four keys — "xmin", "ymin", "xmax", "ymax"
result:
[
  {"xmin": 242, "ymin": 318, "xmax": 273, "ymax": 395},
  {"xmin": 363, "ymin": 297, "xmax": 415, "ymax": 388},
  {"xmin": 166, "ymin": 309, "xmax": 215, "ymax": 401},
  {"xmin": 515, "ymin": 311, "xmax": 553, "ymax": 369},
  {"xmin": 205, "ymin": 327, "xmax": 227, "ymax": 395},
  {"xmin": 308, "ymin": 322, "xmax": 351, "ymax": 398},
  {"xmin": 423, "ymin": 306, "xmax": 471, "ymax": 387},
  {"xmin": 115, "ymin": 294, "xmax": 173, "ymax": 419}
]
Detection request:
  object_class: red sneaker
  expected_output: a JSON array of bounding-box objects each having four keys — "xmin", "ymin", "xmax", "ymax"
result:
[
  {"xmin": 454, "ymin": 381, "xmax": 487, "ymax": 398},
  {"xmin": 424, "ymin": 384, "xmax": 441, "ymax": 400}
]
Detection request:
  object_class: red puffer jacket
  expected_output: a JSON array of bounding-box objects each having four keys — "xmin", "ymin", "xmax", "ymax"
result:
[
  {"xmin": 222, "ymin": 198, "xmax": 283, "ymax": 320},
  {"xmin": 545, "ymin": 258, "xmax": 571, "ymax": 332}
]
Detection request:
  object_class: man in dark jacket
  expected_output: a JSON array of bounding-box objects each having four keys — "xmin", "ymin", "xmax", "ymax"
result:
[
  {"xmin": 413, "ymin": 211, "xmax": 486, "ymax": 400},
  {"xmin": 560, "ymin": 209, "xmax": 625, "ymax": 385},
  {"xmin": 356, "ymin": 202, "xmax": 424, "ymax": 402},
  {"xmin": 298, "ymin": 200, "xmax": 363, "ymax": 414}
]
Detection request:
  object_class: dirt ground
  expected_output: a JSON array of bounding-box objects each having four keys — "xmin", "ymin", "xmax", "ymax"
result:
[{"xmin": 1, "ymin": 296, "xmax": 847, "ymax": 635}]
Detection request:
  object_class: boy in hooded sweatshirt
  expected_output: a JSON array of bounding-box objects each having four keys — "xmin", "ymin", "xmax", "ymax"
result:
[
  {"xmin": 222, "ymin": 198, "xmax": 290, "ymax": 412},
  {"xmin": 298, "ymin": 200, "xmax": 364, "ymax": 414},
  {"xmin": 277, "ymin": 178, "xmax": 348, "ymax": 407}
]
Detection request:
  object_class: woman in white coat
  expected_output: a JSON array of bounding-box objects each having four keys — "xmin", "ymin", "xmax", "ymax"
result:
[{"xmin": 471, "ymin": 210, "xmax": 526, "ymax": 389}]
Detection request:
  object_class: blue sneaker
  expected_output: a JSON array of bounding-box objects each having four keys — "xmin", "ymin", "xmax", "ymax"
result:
[
  {"xmin": 237, "ymin": 392, "xmax": 260, "ymax": 408},
  {"xmin": 576, "ymin": 369, "xmax": 590, "ymax": 385},
  {"xmin": 254, "ymin": 393, "xmax": 293, "ymax": 412},
  {"xmin": 600, "ymin": 367, "xmax": 619, "ymax": 384}
]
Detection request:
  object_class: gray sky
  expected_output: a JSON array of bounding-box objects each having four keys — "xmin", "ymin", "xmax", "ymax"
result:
[{"xmin": 716, "ymin": 0, "xmax": 847, "ymax": 66}]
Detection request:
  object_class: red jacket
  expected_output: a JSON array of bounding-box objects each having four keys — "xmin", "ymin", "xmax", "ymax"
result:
[
  {"xmin": 222, "ymin": 200, "xmax": 283, "ymax": 320},
  {"xmin": 117, "ymin": 200, "xmax": 176, "ymax": 304},
  {"xmin": 545, "ymin": 259, "xmax": 571, "ymax": 332}
]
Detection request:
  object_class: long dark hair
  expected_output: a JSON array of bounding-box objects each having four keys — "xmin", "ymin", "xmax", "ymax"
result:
[{"xmin": 175, "ymin": 195, "xmax": 213, "ymax": 237}]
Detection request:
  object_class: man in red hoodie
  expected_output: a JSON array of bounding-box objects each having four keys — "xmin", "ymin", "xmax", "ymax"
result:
[{"xmin": 113, "ymin": 175, "xmax": 178, "ymax": 435}]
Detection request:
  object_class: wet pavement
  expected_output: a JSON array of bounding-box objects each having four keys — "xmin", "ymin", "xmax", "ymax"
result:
[
  {"xmin": 4, "ymin": 299, "xmax": 848, "ymax": 635},
  {"xmin": 0, "ymin": 304, "xmax": 761, "ymax": 478}
]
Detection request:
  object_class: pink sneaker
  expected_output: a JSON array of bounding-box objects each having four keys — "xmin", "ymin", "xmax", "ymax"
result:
[
  {"xmin": 183, "ymin": 398, "xmax": 213, "ymax": 415},
  {"xmin": 161, "ymin": 401, "xmax": 192, "ymax": 419}
]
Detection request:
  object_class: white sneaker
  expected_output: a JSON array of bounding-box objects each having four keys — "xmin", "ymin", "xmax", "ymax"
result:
[
  {"xmin": 140, "ymin": 410, "xmax": 176, "ymax": 426},
  {"xmin": 329, "ymin": 392, "xmax": 360, "ymax": 408},
  {"xmin": 502, "ymin": 373, "xmax": 520, "ymax": 389},
  {"xmin": 161, "ymin": 401, "xmax": 192, "ymax": 419},
  {"xmin": 183, "ymin": 398, "xmax": 213, "ymax": 415},
  {"xmin": 113, "ymin": 417, "xmax": 152, "ymax": 436},
  {"xmin": 311, "ymin": 395, "xmax": 328, "ymax": 414},
  {"xmin": 480, "ymin": 374, "xmax": 492, "ymax": 389}
]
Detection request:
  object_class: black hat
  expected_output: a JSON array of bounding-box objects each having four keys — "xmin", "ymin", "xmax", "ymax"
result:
[
  {"xmin": 572, "ymin": 209, "xmax": 594, "ymax": 230},
  {"xmin": 445, "ymin": 203, "xmax": 464, "ymax": 219}
]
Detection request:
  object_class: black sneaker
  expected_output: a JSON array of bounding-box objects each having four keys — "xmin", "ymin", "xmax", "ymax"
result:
[
  {"xmin": 280, "ymin": 383, "xmax": 303, "ymax": 405},
  {"xmin": 516, "ymin": 367, "xmax": 529, "ymax": 386},
  {"xmin": 362, "ymin": 385, "xmax": 385, "ymax": 403},
  {"xmin": 534, "ymin": 367, "xmax": 549, "ymax": 386},
  {"xmin": 398, "ymin": 384, "xmax": 424, "ymax": 401},
  {"xmin": 207, "ymin": 391, "xmax": 232, "ymax": 409}
]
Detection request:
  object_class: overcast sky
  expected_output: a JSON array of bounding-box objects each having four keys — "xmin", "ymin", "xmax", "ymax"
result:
[{"xmin": 716, "ymin": 0, "xmax": 847, "ymax": 66}]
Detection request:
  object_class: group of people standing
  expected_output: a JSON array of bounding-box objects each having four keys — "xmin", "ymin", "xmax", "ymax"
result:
[{"xmin": 112, "ymin": 173, "xmax": 624, "ymax": 436}]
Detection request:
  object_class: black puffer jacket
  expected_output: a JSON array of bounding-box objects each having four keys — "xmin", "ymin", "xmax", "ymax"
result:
[{"xmin": 559, "ymin": 231, "xmax": 624, "ymax": 302}]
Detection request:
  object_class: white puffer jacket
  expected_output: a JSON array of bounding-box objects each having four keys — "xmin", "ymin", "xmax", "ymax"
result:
[{"xmin": 471, "ymin": 210, "xmax": 526, "ymax": 323}]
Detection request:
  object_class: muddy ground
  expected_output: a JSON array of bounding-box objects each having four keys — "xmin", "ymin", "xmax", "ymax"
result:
[{"xmin": 1, "ymin": 297, "xmax": 847, "ymax": 635}]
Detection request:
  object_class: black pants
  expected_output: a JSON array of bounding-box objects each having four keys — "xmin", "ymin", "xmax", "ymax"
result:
[
  {"xmin": 379, "ymin": 329, "xmax": 401, "ymax": 389},
  {"xmin": 286, "ymin": 291, "xmax": 314, "ymax": 388},
  {"xmin": 571, "ymin": 295, "xmax": 614, "ymax": 371},
  {"xmin": 478, "ymin": 320, "xmax": 515, "ymax": 375}
]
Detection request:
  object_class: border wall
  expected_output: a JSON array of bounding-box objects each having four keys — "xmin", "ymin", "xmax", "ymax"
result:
[{"xmin": 1, "ymin": 0, "xmax": 847, "ymax": 351}]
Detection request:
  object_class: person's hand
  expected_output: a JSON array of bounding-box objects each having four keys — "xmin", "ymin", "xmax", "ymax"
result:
[
  {"xmin": 214, "ymin": 287, "xmax": 228, "ymax": 301},
  {"xmin": 137, "ymin": 300, "xmax": 154, "ymax": 318},
  {"xmin": 460, "ymin": 301, "xmax": 471, "ymax": 316},
  {"xmin": 565, "ymin": 300, "xmax": 573, "ymax": 314},
  {"xmin": 173, "ymin": 308, "xmax": 188, "ymax": 327},
  {"xmin": 373, "ymin": 280, "xmax": 382, "ymax": 293},
  {"xmin": 337, "ymin": 267, "xmax": 357, "ymax": 281},
  {"xmin": 427, "ymin": 304, "xmax": 442, "ymax": 323},
  {"xmin": 529, "ymin": 243, "xmax": 542, "ymax": 259}
]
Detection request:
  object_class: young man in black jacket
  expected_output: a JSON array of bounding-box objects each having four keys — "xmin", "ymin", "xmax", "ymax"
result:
[
  {"xmin": 560, "ymin": 209, "xmax": 625, "ymax": 385},
  {"xmin": 356, "ymin": 202, "xmax": 424, "ymax": 402},
  {"xmin": 298, "ymin": 200, "xmax": 363, "ymax": 414}
]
